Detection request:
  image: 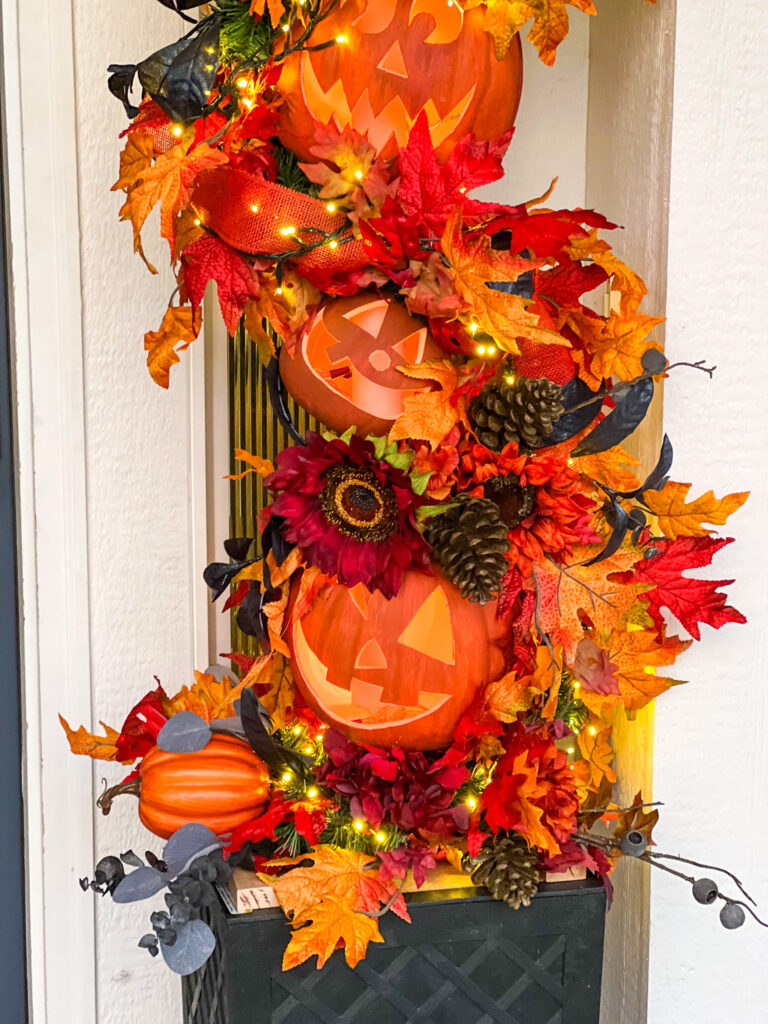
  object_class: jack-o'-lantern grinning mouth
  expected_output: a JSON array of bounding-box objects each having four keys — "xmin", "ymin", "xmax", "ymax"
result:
[{"xmin": 320, "ymin": 465, "xmax": 399, "ymax": 542}]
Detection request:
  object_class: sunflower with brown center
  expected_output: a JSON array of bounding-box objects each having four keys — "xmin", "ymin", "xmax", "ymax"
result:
[{"xmin": 265, "ymin": 432, "xmax": 430, "ymax": 598}]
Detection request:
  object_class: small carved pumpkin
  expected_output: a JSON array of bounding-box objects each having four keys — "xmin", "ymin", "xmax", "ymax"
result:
[
  {"xmin": 279, "ymin": 291, "xmax": 443, "ymax": 436},
  {"xmin": 287, "ymin": 568, "xmax": 509, "ymax": 750},
  {"xmin": 276, "ymin": 0, "xmax": 523, "ymax": 163},
  {"xmin": 138, "ymin": 734, "xmax": 271, "ymax": 839}
]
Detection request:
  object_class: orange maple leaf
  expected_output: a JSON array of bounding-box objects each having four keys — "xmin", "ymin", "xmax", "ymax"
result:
[
  {"xmin": 111, "ymin": 131, "xmax": 155, "ymax": 192},
  {"xmin": 59, "ymin": 715, "xmax": 123, "ymax": 762},
  {"xmin": 168, "ymin": 670, "xmax": 247, "ymax": 722},
  {"xmin": 643, "ymin": 480, "xmax": 749, "ymax": 540},
  {"xmin": 282, "ymin": 897, "xmax": 385, "ymax": 971},
  {"xmin": 388, "ymin": 359, "xmax": 468, "ymax": 447},
  {"xmin": 505, "ymin": 751, "xmax": 556, "ymax": 854},
  {"xmin": 119, "ymin": 142, "xmax": 227, "ymax": 251},
  {"xmin": 249, "ymin": 0, "xmax": 286, "ymax": 29},
  {"xmin": 441, "ymin": 209, "xmax": 564, "ymax": 353},
  {"xmin": 144, "ymin": 304, "xmax": 202, "ymax": 388},
  {"xmin": 481, "ymin": 670, "xmax": 535, "ymax": 722},
  {"xmin": 577, "ymin": 722, "xmax": 617, "ymax": 790},
  {"xmin": 573, "ymin": 627, "xmax": 689, "ymax": 715},
  {"xmin": 243, "ymin": 652, "xmax": 296, "ymax": 728},
  {"xmin": 575, "ymin": 446, "xmax": 641, "ymax": 494},
  {"xmin": 476, "ymin": 0, "xmax": 596, "ymax": 64}
]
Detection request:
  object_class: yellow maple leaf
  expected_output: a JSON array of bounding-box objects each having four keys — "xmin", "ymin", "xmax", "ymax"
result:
[
  {"xmin": 265, "ymin": 846, "xmax": 383, "ymax": 917},
  {"xmin": 441, "ymin": 209, "xmax": 565, "ymax": 353},
  {"xmin": 226, "ymin": 447, "xmax": 275, "ymax": 481},
  {"xmin": 144, "ymin": 304, "xmax": 202, "ymax": 389},
  {"xmin": 388, "ymin": 359, "xmax": 468, "ymax": 447},
  {"xmin": 168, "ymin": 670, "xmax": 247, "ymax": 723},
  {"xmin": 59, "ymin": 715, "xmax": 122, "ymax": 762},
  {"xmin": 486, "ymin": 0, "xmax": 597, "ymax": 66},
  {"xmin": 282, "ymin": 897, "xmax": 384, "ymax": 970},
  {"xmin": 643, "ymin": 480, "xmax": 749, "ymax": 540}
]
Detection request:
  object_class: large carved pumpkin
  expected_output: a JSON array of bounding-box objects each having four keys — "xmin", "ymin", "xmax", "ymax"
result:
[
  {"xmin": 280, "ymin": 291, "xmax": 443, "ymax": 436},
  {"xmin": 138, "ymin": 734, "xmax": 270, "ymax": 839},
  {"xmin": 276, "ymin": 0, "xmax": 523, "ymax": 163},
  {"xmin": 287, "ymin": 568, "xmax": 509, "ymax": 750}
]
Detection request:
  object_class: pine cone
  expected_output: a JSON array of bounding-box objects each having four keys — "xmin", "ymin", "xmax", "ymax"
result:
[
  {"xmin": 425, "ymin": 495, "xmax": 510, "ymax": 604},
  {"xmin": 469, "ymin": 375, "xmax": 565, "ymax": 451},
  {"xmin": 470, "ymin": 837, "xmax": 540, "ymax": 910},
  {"xmin": 484, "ymin": 473, "xmax": 536, "ymax": 530}
]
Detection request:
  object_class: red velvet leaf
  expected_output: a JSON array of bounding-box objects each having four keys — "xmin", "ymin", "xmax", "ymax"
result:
[
  {"xmin": 628, "ymin": 536, "xmax": 746, "ymax": 640},
  {"xmin": 182, "ymin": 235, "xmax": 262, "ymax": 333}
]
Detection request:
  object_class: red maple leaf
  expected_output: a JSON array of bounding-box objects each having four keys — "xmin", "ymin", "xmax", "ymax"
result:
[
  {"xmin": 628, "ymin": 536, "xmax": 746, "ymax": 640},
  {"xmin": 397, "ymin": 113, "xmax": 514, "ymax": 236},
  {"xmin": 182, "ymin": 234, "xmax": 262, "ymax": 333}
]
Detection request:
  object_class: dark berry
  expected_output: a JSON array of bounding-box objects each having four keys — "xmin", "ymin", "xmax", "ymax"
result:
[
  {"xmin": 692, "ymin": 878, "xmax": 718, "ymax": 905},
  {"xmin": 720, "ymin": 903, "xmax": 746, "ymax": 930}
]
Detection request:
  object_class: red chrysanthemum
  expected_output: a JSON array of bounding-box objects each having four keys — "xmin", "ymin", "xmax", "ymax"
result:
[
  {"xmin": 480, "ymin": 722, "xmax": 583, "ymax": 857},
  {"xmin": 265, "ymin": 432, "xmax": 430, "ymax": 598},
  {"xmin": 458, "ymin": 441, "xmax": 598, "ymax": 577}
]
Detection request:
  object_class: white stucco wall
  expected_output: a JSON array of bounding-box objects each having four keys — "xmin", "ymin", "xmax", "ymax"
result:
[
  {"xmin": 648, "ymin": 3, "xmax": 768, "ymax": 1021},
  {"xmin": 73, "ymin": 5, "xmax": 199, "ymax": 1022}
]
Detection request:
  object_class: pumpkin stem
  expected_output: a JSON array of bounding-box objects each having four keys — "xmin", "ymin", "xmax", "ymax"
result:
[{"xmin": 97, "ymin": 776, "xmax": 141, "ymax": 816}]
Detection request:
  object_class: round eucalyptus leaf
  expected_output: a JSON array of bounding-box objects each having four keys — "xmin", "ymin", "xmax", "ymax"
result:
[
  {"xmin": 157, "ymin": 711, "xmax": 212, "ymax": 754},
  {"xmin": 161, "ymin": 919, "xmax": 216, "ymax": 976}
]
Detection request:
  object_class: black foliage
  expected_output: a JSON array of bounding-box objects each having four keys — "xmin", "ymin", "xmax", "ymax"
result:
[
  {"xmin": 581, "ymin": 502, "xmax": 629, "ymax": 567},
  {"xmin": 266, "ymin": 357, "xmax": 305, "ymax": 445},
  {"xmin": 107, "ymin": 64, "xmax": 141, "ymax": 119},
  {"xmin": 262, "ymin": 515, "xmax": 293, "ymax": 568},
  {"xmin": 203, "ymin": 553, "xmax": 257, "ymax": 601},
  {"xmin": 138, "ymin": 16, "xmax": 222, "ymax": 122},
  {"xmin": 486, "ymin": 273, "xmax": 535, "ymax": 300},
  {"xmin": 224, "ymin": 537, "xmax": 254, "ymax": 562},
  {"xmin": 155, "ymin": 0, "xmax": 209, "ymax": 15},
  {"xmin": 572, "ymin": 378, "xmax": 654, "ymax": 457},
  {"xmin": 534, "ymin": 377, "xmax": 605, "ymax": 449},
  {"xmin": 239, "ymin": 688, "xmax": 288, "ymax": 774},
  {"xmin": 235, "ymin": 583, "xmax": 270, "ymax": 643}
]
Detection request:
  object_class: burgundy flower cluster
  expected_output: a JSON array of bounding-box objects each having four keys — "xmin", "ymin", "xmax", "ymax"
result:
[{"xmin": 318, "ymin": 729, "xmax": 471, "ymax": 842}]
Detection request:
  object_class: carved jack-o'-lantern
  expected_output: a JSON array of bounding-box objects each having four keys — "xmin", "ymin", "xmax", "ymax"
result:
[
  {"xmin": 287, "ymin": 568, "xmax": 509, "ymax": 750},
  {"xmin": 280, "ymin": 291, "xmax": 443, "ymax": 436},
  {"xmin": 277, "ymin": 0, "xmax": 523, "ymax": 163}
]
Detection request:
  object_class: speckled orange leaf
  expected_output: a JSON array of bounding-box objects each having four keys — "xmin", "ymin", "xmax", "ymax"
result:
[
  {"xmin": 441, "ymin": 209, "xmax": 564, "ymax": 353},
  {"xmin": 643, "ymin": 481, "xmax": 749, "ymax": 540},
  {"xmin": 389, "ymin": 359, "xmax": 468, "ymax": 447},
  {"xmin": 531, "ymin": 545, "xmax": 649, "ymax": 660},
  {"xmin": 282, "ymin": 897, "xmax": 384, "ymax": 971},
  {"xmin": 144, "ymin": 304, "xmax": 202, "ymax": 388},
  {"xmin": 613, "ymin": 790, "xmax": 659, "ymax": 848},
  {"xmin": 59, "ymin": 715, "xmax": 122, "ymax": 762}
]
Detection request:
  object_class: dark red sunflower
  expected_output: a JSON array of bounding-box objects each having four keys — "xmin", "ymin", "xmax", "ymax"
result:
[{"xmin": 265, "ymin": 432, "xmax": 430, "ymax": 598}]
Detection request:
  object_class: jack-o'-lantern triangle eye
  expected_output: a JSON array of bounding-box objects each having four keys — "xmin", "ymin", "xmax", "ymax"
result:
[
  {"xmin": 377, "ymin": 41, "xmax": 408, "ymax": 78},
  {"xmin": 397, "ymin": 586, "xmax": 455, "ymax": 665},
  {"xmin": 349, "ymin": 583, "xmax": 369, "ymax": 619}
]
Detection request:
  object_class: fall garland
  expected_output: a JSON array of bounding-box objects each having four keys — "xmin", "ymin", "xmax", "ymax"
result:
[{"xmin": 62, "ymin": 0, "xmax": 764, "ymax": 981}]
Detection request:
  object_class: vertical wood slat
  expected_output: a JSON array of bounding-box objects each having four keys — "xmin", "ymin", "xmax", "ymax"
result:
[{"xmin": 228, "ymin": 326, "xmax": 321, "ymax": 657}]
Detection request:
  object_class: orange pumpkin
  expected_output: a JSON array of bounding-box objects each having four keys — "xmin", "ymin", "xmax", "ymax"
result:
[
  {"xmin": 138, "ymin": 734, "xmax": 271, "ymax": 840},
  {"xmin": 276, "ymin": 0, "xmax": 523, "ymax": 163},
  {"xmin": 287, "ymin": 568, "xmax": 510, "ymax": 750},
  {"xmin": 280, "ymin": 291, "xmax": 443, "ymax": 436}
]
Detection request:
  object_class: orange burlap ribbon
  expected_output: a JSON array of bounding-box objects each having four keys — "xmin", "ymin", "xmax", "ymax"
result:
[{"xmin": 192, "ymin": 167, "xmax": 369, "ymax": 275}]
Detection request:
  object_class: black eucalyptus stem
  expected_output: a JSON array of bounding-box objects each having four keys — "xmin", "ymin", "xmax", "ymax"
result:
[
  {"xmin": 645, "ymin": 850, "xmax": 757, "ymax": 906},
  {"xmin": 565, "ymin": 360, "xmax": 717, "ymax": 418}
]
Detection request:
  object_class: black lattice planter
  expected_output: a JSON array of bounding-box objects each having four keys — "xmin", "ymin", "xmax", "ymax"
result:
[{"xmin": 182, "ymin": 879, "xmax": 605, "ymax": 1024}]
